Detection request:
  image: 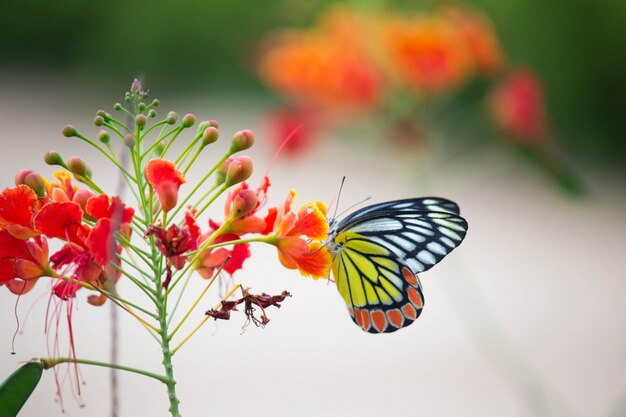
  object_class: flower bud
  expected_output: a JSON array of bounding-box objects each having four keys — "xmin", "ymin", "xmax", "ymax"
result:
[
  {"xmin": 215, "ymin": 158, "xmax": 232, "ymax": 185},
  {"xmin": 114, "ymin": 103, "xmax": 123, "ymax": 111},
  {"xmin": 224, "ymin": 156, "xmax": 253, "ymax": 186},
  {"xmin": 232, "ymin": 189, "xmax": 258, "ymax": 217},
  {"xmin": 72, "ymin": 189, "xmax": 96, "ymax": 212},
  {"xmin": 67, "ymin": 156, "xmax": 91, "ymax": 178},
  {"xmin": 62, "ymin": 124, "xmax": 77, "ymax": 137},
  {"xmin": 202, "ymin": 126, "xmax": 219, "ymax": 145},
  {"xmin": 208, "ymin": 120, "xmax": 219, "ymax": 129},
  {"xmin": 148, "ymin": 109, "xmax": 157, "ymax": 118},
  {"xmin": 96, "ymin": 109, "xmax": 107, "ymax": 117},
  {"xmin": 151, "ymin": 99, "xmax": 160, "ymax": 108},
  {"xmin": 155, "ymin": 140, "xmax": 166, "ymax": 156},
  {"xmin": 16, "ymin": 170, "xmax": 46, "ymax": 197},
  {"xmin": 94, "ymin": 115, "xmax": 105, "ymax": 126},
  {"xmin": 124, "ymin": 134, "xmax": 136, "ymax": 149},
  {"xmin": 182, "ymin": 114, "xmax": 196, "ymax": 128},
  {"xmin": 135, "ymin": 114, "xmax": 147, "ymax": 127},
  {"xmin": 166, "ymin": 112, "xmax": 178, "ymax": 125},
  {"xmin": 130, "ymin": 79, "xmax": 143, "ymax": 95},
  {"xmin": 138, "ymin": 102, "xmax": 146, "ymax": 112},
  {"xmin": 44, "ymin": 150, "xmax": 65, "ymax": 166},
  {"xmin": 230, "ymin": 130, "xmax": 254, "ymax": 153},
  {"xmin": 15, "ymin": 169, "xmax": 33, "ymax": 186},
  {"xmin": 98, "ymin": 129, "xmax": 110, "ymax": 144}
]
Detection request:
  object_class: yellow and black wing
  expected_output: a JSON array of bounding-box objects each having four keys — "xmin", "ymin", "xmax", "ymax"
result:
[{"xmin": 329, "ymin": 198, "xmax": 468, "ymax": 333}]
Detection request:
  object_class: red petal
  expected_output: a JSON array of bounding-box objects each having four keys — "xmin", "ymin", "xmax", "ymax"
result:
[
  {"xmin": 5, "ymin": 278, "xmax": 38, "ymax": 295},
  {"xmin": 223, "ymin": 243, "xmax": 250, "ymax": 275},
  {"xmin": 145, "ymin": 159, "xmax": 186, "ymax": 212},
  {"xmin": 86, "ymin": 218, "xmax": 115, "ymax": 265},
  {"xmin": 34, "ymin": 201, "xmax": 84, "ymax": 241},
  {"xmin": 0, "ymin": 185, "xmax": 38, "ymax": 231}
]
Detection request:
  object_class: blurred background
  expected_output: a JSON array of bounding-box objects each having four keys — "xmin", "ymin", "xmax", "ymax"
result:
[{"xmin": 1, "ymin": 1, "xmax": 625, "ymax": 417}]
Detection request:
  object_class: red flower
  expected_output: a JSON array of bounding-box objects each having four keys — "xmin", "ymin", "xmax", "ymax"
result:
[
  {"xmin": 0, "ymin": 185, "xmax": 42, "ymax": 239},
  {"xmin": 489, "ymin": 69, "xmax": 549, "ymax": 142},
  {"xmin": 34, "ymin": 201, "xmax": 88, "ymax": 245},
  {"xmin": 0, "ymin": 231, "xmax": 51, "ymax": 295},
  {"xmin": 145, "ymin": 159, "xmax": 186, "ymax": 212}
]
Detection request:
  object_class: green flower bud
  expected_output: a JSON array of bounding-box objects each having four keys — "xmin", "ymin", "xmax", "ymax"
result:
[
  {"xmin": 151, "ymin": 99, "xmax": 160, "ymax": 108},
  {"xmin": 148, "ymin": 109, "xmax": 157, "ymax": 118},
  {"xmin": 67, "ymin": 156, "xmax": 92, "ymax": 178},
  {"xmin": 182, "ymin": 114, "xmax": 196, "ymax": 128},
  {"xmin": 229, "ymin": 130, "xmax": 254, "ymax": 153},
  {"xmin": 114, "ymin": 103, "xmax": 123, "ymax": 111},
  {"xmin": 124, "ymin": 134, "xmax": 136, "ymax": 149},
  {"xmin": 138, "ymin": 102, "xmax": 146, "ymax": 112},
  {"xmin": 135, "ymin": 114, "xmax": 147, "ymax": 127},
  {"xmin": 155, "ymin": 140, "xmax": 166, "ymax": 156},
  {"xmin": 94, "ymin": 115, "xmax": 105, "ymax": 126},
  {"xmin": 166, "ymin": 112, "xmax": 179, "ymax": 125},
  {"xmin": 62, "ymin": 124, "xmax": 77, "ymax": 137},
  {"xmin": 44, "ymin": 150, "xmax": 65, "ymax": 166},
  {"xmin": 97, "ymin": 129, "xmax": 110, "ymax": 144},
  {"xmin": 202, "ymin": 127, "xmax": 219, "ymax": 145}
]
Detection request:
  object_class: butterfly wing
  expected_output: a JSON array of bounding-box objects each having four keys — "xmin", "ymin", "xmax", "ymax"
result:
[
  {"xmin": 336, "ymin": 197, "xmax": 461, "ymax": 228},
  {"xmin": 332, "ymin": 231, "xmax": 425, "ymax": 333},
  {"xmin": 331, "ymin": 198, "xmax": 468, "ymax": 333}
]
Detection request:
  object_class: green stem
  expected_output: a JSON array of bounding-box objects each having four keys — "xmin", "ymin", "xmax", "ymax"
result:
[
  {"xmin": 155, "ymin": 268, "xmax": 182, "ymax": 416},
  {"xmin": 42, "ymin": 357, "xmax": 167, "ymax": 383}
]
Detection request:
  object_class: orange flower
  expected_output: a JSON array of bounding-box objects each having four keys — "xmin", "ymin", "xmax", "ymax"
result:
[
  {"xmin": 145, "ymin": 159, "xmax": 186, "ymax": 212},
  {"xmin": 265, "ymin": 191, "xmax": 331, "ymax": 279},
  {"xmin": 259, "ymin": 7, "xmax": 385, "ymax": 111},
  {"xmin": 383, "ymin": 14, "xmax": 472, "ymax": 93},
  {"xmin": 442, "ymin": 6, "xmax": 504, "ymax": 75},
  {"xmin": 489, "ymin": 69, "xmax": 549, "ymax": 142}
]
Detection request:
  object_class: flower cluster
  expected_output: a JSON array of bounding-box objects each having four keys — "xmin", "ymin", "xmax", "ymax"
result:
[
  {"xmin": 0, "ymin": 80, "xmax": 333, "ymax": 415},
  {"xmin": 259, "ymin": 5, "xmax": 503, "ymax": 113},
  {"xmin": 257, "ymin": 3, "xmax": 581, "ymax": 194}
]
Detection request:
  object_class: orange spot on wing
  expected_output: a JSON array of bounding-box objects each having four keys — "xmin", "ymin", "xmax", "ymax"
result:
[
  {"xmin": 370, "ymin": 310, "xmax": 387, "ymax": 333},
  {"xmin": 361, "ymin": 309, "xmax": 371, "ymax": 331},
  {"xmin": 402, "ymin": 266, "xmax": 419, "ymax": 287},
  {"xmin": 407, "ymin": 287, "xmax": 423, "ymax": 308},
  {"xmin": 347, "ymin": 306, "xmax": 355, "ymax": 318},
  {"xmin": 387, "ymin": 309, "xmax": 404, "ymax": 328},
  {"xmin": 401, "ymin": 303, "xmax": 418, "ymax": 320},
  {"xmin": 354, "ymin": 308, "xmax": 364, "ymax": 327}
]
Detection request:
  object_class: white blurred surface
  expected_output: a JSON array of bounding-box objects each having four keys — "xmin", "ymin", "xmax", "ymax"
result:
[{"xmin": 1, "ymin": 78, "xmax": 625, "ymax": 417}]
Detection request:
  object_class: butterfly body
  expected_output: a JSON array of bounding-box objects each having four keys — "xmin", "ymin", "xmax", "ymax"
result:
[{"xmin": 326, "ymin": 197, "xmax": 467, "ymax": 333}]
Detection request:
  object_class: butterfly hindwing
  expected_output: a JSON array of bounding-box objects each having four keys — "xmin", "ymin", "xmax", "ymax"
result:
[
  {"xmin": 329, "ymin": 197, "xmax": 468, "ymax": 333},
  {"xmin": 332, "ymin": 231, "xmax": 424, "ymax": 333}
]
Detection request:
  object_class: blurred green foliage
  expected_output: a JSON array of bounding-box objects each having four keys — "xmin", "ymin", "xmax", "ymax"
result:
[{"xmin": 1, "ymin": 0, "xmax": 624, "ymax": 163}]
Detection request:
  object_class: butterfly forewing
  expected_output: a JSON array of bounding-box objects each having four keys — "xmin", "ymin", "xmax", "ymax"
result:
[{"xmin": 329, "ymin": 197, "xmax": 468, "ymax": 333}]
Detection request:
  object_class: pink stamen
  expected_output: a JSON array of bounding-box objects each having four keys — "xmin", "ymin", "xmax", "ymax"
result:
[{"xmin": 265, "ymin": 124, "xmax": 302, "ymax": 178}]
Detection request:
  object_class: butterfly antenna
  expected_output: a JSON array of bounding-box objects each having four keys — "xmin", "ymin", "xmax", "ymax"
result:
[
  {"xmin": 330, "ymin": 176, "xmax": 347, "ymax": 221},
  {"xmin": 335, "ymin": 196, "xmax": 372, "ymax": 219}
]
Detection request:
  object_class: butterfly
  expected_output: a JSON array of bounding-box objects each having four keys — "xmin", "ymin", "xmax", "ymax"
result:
[{"xmin": 326, "ymin": 197, "xmax": 468, "ymax": 333}]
